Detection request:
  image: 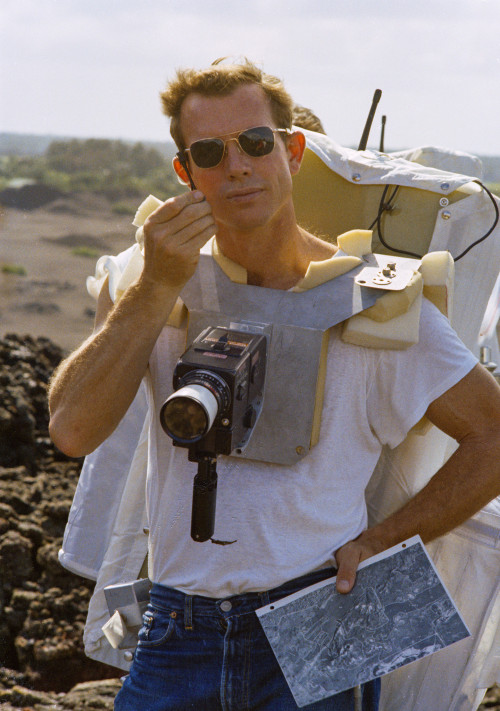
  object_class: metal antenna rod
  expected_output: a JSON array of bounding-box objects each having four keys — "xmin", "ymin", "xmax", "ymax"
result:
[
  {"xmin": 379, "ymin": 114, "xmax": 387, "ymax": 153},
  {"xmin": 358, "ymin": 89, "xmax": 382, "ymax": 151}
]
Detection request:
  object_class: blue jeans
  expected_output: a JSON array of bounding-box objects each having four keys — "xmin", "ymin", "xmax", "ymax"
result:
[{"xmin": 114, "ymin": 568, "xmax": 381, "ymax": 711}]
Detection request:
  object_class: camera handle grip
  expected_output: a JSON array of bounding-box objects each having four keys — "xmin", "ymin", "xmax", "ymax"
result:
[{"xmin": 191, "ymin": 456, "xmax": 218, "ymax": 542}]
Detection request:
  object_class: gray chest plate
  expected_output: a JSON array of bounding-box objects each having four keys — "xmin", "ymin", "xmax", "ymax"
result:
[{"xmin": 180, "ymin": 252, "xmax": 385, "ymax": 465}]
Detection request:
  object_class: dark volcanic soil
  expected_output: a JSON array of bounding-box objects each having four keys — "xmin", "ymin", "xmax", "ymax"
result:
[{"xmin": 0, "ymin": 333, "xmax": 122, "ymax": 709}]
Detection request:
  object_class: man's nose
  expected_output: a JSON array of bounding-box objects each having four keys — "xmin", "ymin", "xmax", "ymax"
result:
[{"xmin": 223, "ymin": 138, "xmax": 251, "ymax": 175}]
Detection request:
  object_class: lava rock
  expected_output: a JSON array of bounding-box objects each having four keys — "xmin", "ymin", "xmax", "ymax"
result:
[{"xmin": 0, "ymin": 334, "xmax": 120, "ymax": 702}]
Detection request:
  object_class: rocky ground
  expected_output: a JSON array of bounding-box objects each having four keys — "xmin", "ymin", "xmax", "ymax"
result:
[
  {"xmin": 0, "ymin": 330, "xmax": 497, "ymax": 710},
  {"xmin": 0, "ymin": 333, "xmax": 123, "ymax": 709}
]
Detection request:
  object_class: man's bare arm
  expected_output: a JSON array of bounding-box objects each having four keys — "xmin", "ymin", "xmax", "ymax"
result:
[
  {"xmin": 48, "ymin": 190, "xmax": 215, "ymax": 458},
  {"xmin": 334, "ymin": 363, "xmax": 500, "ymax": 593}
]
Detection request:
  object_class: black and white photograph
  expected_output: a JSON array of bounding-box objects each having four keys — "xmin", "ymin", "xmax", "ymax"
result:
[{"xmin": 257, "ymin": 538, "xmax": 470, "ymax": 707}]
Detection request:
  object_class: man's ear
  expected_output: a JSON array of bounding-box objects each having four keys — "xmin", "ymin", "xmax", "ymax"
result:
[
  {"xmin": 286, "ymin": 131, "xmax": 306, "ymax": 176},
  {"xmin": 172, "ymin": 155, "xmax": 191, "ymax": 185}
]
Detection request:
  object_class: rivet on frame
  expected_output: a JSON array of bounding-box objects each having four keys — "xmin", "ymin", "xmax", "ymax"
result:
[
  {"xmin": 441, "ymin": 210, "xmax": 452, "ymax": 220},
  {"xmin": 352, "ymin": 173, "xmax": 361, "ymax": 182}
]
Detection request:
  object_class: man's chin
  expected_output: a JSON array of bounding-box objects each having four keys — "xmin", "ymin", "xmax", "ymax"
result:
[
  {"xmin": 218, "ymin": 215, "xmax": 272, "ymax": 234},
  {"xmin": 215, "ymin": 205, "xmax": 272, "ymax": 232}
]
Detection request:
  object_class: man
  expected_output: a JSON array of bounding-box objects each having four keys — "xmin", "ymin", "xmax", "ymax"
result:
[{"xmin": 49, "ymin": 60, "xmax": 500, "ymax": 711}]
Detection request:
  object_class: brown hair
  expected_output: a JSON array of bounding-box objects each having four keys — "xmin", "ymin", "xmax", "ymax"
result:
[
  {"xmin": 292, "ymin": 104, "xmax": 326, "ymax": 134},
  {"xmin": 160, "ymin": 58, "xmax": 294, "ymax": 149}
]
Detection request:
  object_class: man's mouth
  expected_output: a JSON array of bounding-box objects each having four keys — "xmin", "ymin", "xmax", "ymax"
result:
[{"xmin": 225, "ymin": 187, "xmax": 263, "ymax": 202}]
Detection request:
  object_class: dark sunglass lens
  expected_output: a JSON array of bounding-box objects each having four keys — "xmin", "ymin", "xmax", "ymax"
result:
[
  {"xmin": 239, "ymin": 127, "xmax": 275, "ymax": 157},
  {"xmin": 190, "ymin": 138, "xmax": 225, "ymax": 168}
]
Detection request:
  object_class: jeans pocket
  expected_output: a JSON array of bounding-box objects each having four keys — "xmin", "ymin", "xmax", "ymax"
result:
[{"xmin": 137, "ymin": 608, "xmax": 176, "ymax": 647}]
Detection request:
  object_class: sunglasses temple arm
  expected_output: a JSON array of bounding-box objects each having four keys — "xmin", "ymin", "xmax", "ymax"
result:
[
  {"xmin": 186, "ymin": 168, "xmax": 197, "ymax": 192},
  {"xmin": 177, "ymin": 152, "xmax": 197, "ymax": 191}
]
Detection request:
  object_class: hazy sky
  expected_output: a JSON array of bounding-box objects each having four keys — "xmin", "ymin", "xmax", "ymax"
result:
[{"xmin": 2, "ymin": 0, "xmax": 500, "ymax": 155}]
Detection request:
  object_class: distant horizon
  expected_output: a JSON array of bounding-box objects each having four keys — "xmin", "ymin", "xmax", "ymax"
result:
[
  {"xmin": 0, "ymin": 129, "xmax": 176, "ymax": 146},
  {"xmin": 2, "ymin": 129, "xmax": 500, "ymax": 160}
]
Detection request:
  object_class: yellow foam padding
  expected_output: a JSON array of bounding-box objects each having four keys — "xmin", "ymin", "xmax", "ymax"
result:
[
  {"xmin": 210, "ymin": 235, "xmax": 362, "ymax": 290},
  {"xmin": 420, "ymin": 251, "xmax": 454, "ymax": 319},
  {"xmin": 309, "ymin": 330, "xmax": 330, "ymax": 448},
  {"xmin": 342, "ymin": 292, "xmax": 423, "ymax": 350},
  {"xmin": 339, "ymin": 253, "xmax": 453, "ymax": 349},
  {"xmin": 409, "ymin": 416, "xmax": 433, "ymax": 436},
  {"xmin": 211, "ymin": 238, "xmax": 247, "ymax": 284},
  {"xmin": 166, "ymin": 298, "xmax": 188, "ymax": 328},
  {"xmin": 132, "ymin": 194, "xmax": 163, "ymax": 227},
  {"xmin": 336, "ymin": 229, "xmax": 373, "ymax": 257},
  {"xmin": 292, "ymin": 254, "xmax": 361, "ymax": 292},
  {"xmin": 360, "ymin": 271, "xmax": 423, "ymax": 323},
  {"xmin": 133, "ymin": 195, "xmax": 164, "ymax": 251},
  {"xmin": 424, "ymin": 285, "xmax": 449, "ymax": 316},
  {"xmin": 135, "ymin": 226, "xmax": 145, "ymax": 250}
]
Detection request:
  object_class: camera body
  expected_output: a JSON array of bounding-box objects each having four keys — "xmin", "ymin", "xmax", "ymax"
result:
[{"xmin": 160, "ymin": 326, "xmax": 267, "ymax": 457}]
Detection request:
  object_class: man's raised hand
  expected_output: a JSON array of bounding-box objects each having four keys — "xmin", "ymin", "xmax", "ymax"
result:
[{"xmin": 142, "ymin": 190, "xmax": 216, "ymax": 289}]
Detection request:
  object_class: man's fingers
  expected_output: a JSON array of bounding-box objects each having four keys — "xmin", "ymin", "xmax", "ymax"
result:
[
  {"xmin": 335, "ymin": 543, "xmax": 361, "ymax": 594},
  {"xmin": 143, "ymin": 194, "xmax": 214, "ymax": 247},
  {"xmin": 139, "ymin": 189, "xmax": 217, "ymax": 289},
  {"xmin": 172, "ymin": 211, "xmax": 216, "ymax": 247},
  {"xmin": 175, "ymin": 217, "xmax": 217, "ymax": 252},
  {"xmin": 147, "ymin": 190, "xmax": 206, "ymax": 223},
  {"xmin": 334, "ymin": 534, "xmax": 387, "ymax": 595}
]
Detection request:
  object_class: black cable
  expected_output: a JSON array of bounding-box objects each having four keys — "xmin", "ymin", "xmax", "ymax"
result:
[
  {"xmin": 367, "ymin": 179, "xmax": 499, "ymax": 262},
  {"xmin": 369, "ymin": 184, "xmax": 422, "ymax": 258},
  {"xmin": 453, "ymin": 180, "xmax": 499, "ymax": 261},
  {"xmin": 368, "ymin": 184, "xmax": 394, "ymax": 231}
]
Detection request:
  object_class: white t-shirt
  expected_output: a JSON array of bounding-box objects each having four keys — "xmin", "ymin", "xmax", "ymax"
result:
[{"xmin": 145, "ymin": 299, "xmax": 477, "ymax": 598}]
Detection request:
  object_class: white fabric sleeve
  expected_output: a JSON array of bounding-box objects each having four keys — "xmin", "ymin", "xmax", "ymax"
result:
[
  {"xmin": 367, "ymin": 299, "xmax": 478, "ymax": 448},
  {"xmin": 86, "ymin": 244, "xmax": 140, "ymax": 302}
]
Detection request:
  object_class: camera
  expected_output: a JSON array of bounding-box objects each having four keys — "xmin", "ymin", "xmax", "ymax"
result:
[
  {"xmin": 160, "ymin": 326, "xmax": 266, "ymax": 456},
  {"xmin": 159, "ymin": 326, "xmax": 267, "ymax": 541}
]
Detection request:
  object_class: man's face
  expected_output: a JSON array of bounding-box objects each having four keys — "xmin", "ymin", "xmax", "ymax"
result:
[{"xmin": 178, "ymin": 84, "xmax": 303, "ymax": 234}]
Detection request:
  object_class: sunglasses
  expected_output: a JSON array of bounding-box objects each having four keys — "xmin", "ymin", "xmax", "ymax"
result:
[{"xmin": 181, "ymin": 125, "xmax": 289, "ymax": 169}]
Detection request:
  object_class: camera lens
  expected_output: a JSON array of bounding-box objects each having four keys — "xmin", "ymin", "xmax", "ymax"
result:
[{"xmin": 160, "ymin": 384, "xmax": 218, "ymax": 442}]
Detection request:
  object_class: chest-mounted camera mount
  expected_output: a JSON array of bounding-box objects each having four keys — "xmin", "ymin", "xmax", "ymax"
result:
[{"xmin": 160, "ymin": 326, "xmax": 267, "ymax": 542}]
